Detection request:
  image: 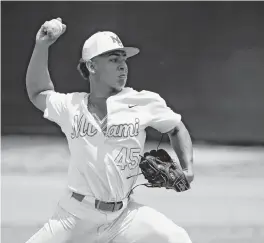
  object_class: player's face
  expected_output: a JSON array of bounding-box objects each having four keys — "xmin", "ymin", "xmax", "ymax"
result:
[{"xmin": 93, "ymin": 50, "xmax": 128, "ymax": 91}]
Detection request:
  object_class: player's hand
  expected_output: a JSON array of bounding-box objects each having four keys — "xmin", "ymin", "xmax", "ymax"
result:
[{"xmin": 35, "ymin": 18, "xmax": 66, "ymax": 46}]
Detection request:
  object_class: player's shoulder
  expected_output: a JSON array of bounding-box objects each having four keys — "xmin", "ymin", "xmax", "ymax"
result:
[
  {"xmin": 46, "ymin": 91, "xmax": 87, "ymax": 110},
  {"xmin": 138, "ymin": 90, "xmax": 162, "ymax": 100},
  {"xmin": 126, "ymin": 88, "xmax": 163, "ymax": 103},
  {"xmin": 57, "ymin": 91, "xmax": 87, "ymax": 103}
]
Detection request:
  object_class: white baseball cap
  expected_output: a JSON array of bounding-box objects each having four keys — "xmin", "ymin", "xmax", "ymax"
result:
[{"xmin": 82, "ymin": 31, "xmax": 140, "ymax": 61}]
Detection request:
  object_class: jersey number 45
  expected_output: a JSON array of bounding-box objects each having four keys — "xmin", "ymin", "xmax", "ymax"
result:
[{"xmin": 114, "ymin": 147, "xmax": 141, "ymax": 170}]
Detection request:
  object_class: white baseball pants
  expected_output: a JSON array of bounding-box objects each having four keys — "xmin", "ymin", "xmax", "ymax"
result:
[{"xmin": 25, "ymin": 190, "xmax": 192, "ymax": 243}]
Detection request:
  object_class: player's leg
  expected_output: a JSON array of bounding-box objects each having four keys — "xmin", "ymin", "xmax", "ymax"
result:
[
  {"xmin": 25, "ymin": 206, "xmax": 78, "ymax": 243},
  {"xmin": 109, "ymin": 200, "xmax": 192, "ymax": 243},
  {"xmin": 25, "ymin": 190, "xmax": 107, "ymax": 243}
]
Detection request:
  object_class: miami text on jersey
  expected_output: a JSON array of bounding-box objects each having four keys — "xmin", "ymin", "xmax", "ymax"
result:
[{"xmin": 71, "ymin": 114, "xmax": 140, "ymax": 139}]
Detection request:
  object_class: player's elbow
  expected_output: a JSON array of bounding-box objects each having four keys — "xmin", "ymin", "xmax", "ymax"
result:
[{"xmin": 167, "ymin": 121, "xmax": 187, "ymax": 137}]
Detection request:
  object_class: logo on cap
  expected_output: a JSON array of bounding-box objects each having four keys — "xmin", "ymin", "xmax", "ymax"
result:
[{"xmin": 110, "ymin": 35, "xmax": 123, "ymax": 47}]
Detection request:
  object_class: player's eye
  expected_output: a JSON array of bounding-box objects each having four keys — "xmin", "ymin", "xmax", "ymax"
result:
[{"xmin": 110, "ymin": 58, "xmax": 118, "ymax": 63}]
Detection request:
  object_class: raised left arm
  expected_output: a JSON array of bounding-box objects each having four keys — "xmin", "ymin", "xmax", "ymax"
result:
[{"xmin": 167, "ymin": 121, "xmax": 194, "ymax": 184}]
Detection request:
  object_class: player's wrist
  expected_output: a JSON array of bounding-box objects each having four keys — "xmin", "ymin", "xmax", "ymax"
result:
[
  {"xmin": 35, "ymin": 42, "xmax": 50, "ymax": 49},
  {"xmin": 183, "ymin": 170, "xmax": 194, "ymax": 184}
]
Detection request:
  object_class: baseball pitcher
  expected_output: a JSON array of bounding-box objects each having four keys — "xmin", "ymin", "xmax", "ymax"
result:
[{"xmin": 25, "ymin": 17, "xmax": 194, "ymax": 243}]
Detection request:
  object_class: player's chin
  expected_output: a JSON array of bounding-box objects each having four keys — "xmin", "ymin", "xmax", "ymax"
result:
[
  {"xmin": 111, "ymin": 82, "xmax": 126, "ymax": 93},
  {"xmin": 116, "ymin": 78, "xmax": 127, "ymax": 88}
]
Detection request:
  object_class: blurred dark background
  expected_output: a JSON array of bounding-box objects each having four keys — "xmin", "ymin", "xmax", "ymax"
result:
[{"xmin": 1, "ymin": 1, "xmax": 264, "ymax": 145}]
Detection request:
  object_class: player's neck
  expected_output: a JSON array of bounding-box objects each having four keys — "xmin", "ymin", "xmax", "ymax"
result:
[{"xmin": 89, "ymin": 80, "xmax": 122, "ymax": 99}]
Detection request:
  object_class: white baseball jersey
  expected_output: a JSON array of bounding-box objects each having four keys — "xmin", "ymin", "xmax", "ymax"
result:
[{"xmin": 44, "ymin": 87, "xmax": 181, "ymax": 202}]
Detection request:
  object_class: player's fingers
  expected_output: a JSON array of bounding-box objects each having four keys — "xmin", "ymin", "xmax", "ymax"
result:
[
  {"xmin": 47, "ymin": 31, "xmax": 55, "ymax": 39},
  {"xmin": 38, "ymin": 24, "xmax": 48, "ymax": 38},
  {"xmin": 41, "ymin": 21, "xmax": 50, "ymax": 33},
  {"xmin": 42, "ymin": 21, "xmax": 49, "ymax": 27}
]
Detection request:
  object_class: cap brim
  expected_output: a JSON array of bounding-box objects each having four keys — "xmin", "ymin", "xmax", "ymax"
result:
[
  {"xmin": 98, "ymin": 47, "xmax": 140, "ymax": 59},
  {"xmin": 123, "ymin": 47, "xmax": 140, "ymax": 58}
]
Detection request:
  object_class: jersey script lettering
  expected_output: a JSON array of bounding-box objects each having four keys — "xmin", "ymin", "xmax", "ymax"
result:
[{"xmin": 71, "ymin": 114, "xmax": 140, "ymax": 139}]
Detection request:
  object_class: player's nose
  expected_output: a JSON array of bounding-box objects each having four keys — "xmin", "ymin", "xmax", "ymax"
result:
[{"xmin": 118, "ymin": 62, "xmax": 128, "ymax": 73}]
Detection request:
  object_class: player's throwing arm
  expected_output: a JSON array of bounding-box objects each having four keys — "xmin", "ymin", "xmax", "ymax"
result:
[{"xmin": 26, "ymin": 18, "xmax": 66, "ymax": 112}]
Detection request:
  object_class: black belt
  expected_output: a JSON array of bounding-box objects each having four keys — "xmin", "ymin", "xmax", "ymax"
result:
[{"xmin": 71, "ymin": 192, "xmax": 124, "ymax": 212}]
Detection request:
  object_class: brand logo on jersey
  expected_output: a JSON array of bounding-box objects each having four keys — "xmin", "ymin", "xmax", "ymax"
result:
[
  {"xmin": 128, "ymin": 104, "xmax": 138, "ymax": 108},
  {"xmin": 71, "ymin": 114, "xmax": 140, "ymax": 139}
]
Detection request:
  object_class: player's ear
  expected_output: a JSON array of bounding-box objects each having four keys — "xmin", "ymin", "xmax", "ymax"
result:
[{"xmin": 86, "ymin": 60, "xmax": 96, "ymax": 74}]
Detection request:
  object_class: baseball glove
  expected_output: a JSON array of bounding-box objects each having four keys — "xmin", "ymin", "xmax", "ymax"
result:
[{"xmin": 139, "ymin": 149, "xmax": 190, "ymax": 192}]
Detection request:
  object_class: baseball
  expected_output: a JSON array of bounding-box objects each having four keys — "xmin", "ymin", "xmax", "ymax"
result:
[{"xmin": 47, "ymin": 19, "xmax": 63, "ymax": 36}]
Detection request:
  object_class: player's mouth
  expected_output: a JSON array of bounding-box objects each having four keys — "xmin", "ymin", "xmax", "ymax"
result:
[{"xmin": 119, "ymin": 74, "xmax": 127, "ymax": 79}]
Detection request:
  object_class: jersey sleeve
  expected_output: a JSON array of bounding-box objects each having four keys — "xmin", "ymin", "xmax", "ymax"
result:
[
  {"xmin": 43, "ymin": 91, "xmax": 71, "ymax": 126},
  {"xmin": 147, "ymin": 93, "xmax": 181, "ymax": 133}
]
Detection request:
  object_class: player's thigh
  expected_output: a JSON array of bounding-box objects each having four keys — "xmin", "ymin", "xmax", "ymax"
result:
[
  {"xmin": 25, "ymin": 206, "xmax": 78, "ymax": 243},
  {"xmin": 113, "ymin": 201, "xmax": 192, "ymax": 243}
]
